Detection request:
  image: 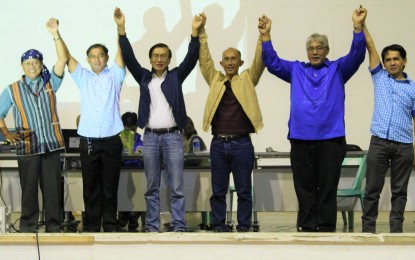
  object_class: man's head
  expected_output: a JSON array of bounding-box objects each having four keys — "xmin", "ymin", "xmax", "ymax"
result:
[
  {"xmin": 306, "ymin": 33, "xmax": 330, "ymax": 67},
  {"xmin": 220, "ymin": 47, "xmax": 244, "ymax": 79},
  {"xmin": 21, "ymin": 49, "xmax": 44, "ymax": 79},
  {"xmin": 381, "ymin": 44, "xmax": 407, "ymax": 79},
  {"xmin": 121, "ymin": 112, "xmax": 138, "ymax": 132},
  {"xmin": 86, "ymin": 44, "xmax": 109, "ymax": 74},
  {"xmin": 149, "ymin": 43, "xmax": 171, "ymax": 76}
]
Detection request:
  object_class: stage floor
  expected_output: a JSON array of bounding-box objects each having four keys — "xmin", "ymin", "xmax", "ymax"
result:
[
  {"xmin": 2, "ymin": 211, "xmax": 415, "ymax": 260},
  {"xmin": 6, "ymin": 211, "xmax": 415, "ymax": 234}
]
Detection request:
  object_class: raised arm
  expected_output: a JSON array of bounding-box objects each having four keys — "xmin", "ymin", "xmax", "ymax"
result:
[
  {"xmin": 67, "ymin": 53, "xmax": 79, "ymax": 73},
  {"xmin": 114, "ymin": 7, "xmax": 125, "ymax": 68},
  {"xmin": 258, "ymin": 15, "xmax": 293, "ymax": 83},
  {"xmin": 336, "ymin": 7, "xmax": 367, "ymax": 82},
  {"xmin": 360, "ymin": 8, "xmax": 379, "ymax": 70},
  {"xmin": 176, "ymin": 13, "xmax": 202, "ymax": 81},
  {"xmin": 192, "ymin": 12, "xmax": 203, "ymax": 37},
  {"xmin": 258, "ymin": 15, "xmax": 271, "ymax": 42},
  {"xmin": 46, "ymin": 18, "xmax": 69, "ymax": 77},
  {"xmin": 116, "ymin": 7, "xmax": 149, "ymax": 83},
  {"xmin": 64, "ymin": 28, "xmax": 79, "ymax": 73},
  {"xmin": 198, "ymin": 13, "xmax": 218, "ymax": 85},
  {"xmin": 242, "ymin": 15, "xmax": 268, "ymax": 86}
]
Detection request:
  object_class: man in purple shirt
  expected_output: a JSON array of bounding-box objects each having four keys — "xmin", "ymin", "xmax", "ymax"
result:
[{"xmin": 258, "ymin": 7, "xmax": 366, "ymax": 232}]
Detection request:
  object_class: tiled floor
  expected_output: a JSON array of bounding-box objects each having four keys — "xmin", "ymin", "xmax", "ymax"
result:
[{"xmin": 8, "ymin": 210, "xmax": 415, "ymax": 233}]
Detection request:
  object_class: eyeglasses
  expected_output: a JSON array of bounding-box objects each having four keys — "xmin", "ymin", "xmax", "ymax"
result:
[
  {"xmin": 152, "ymin": 54, "xmax": 169, "ymax": 61},
  {"xmin": 307, "ymin": 46, "xmax": 327, "ymax": 53},
  {"xmin": 22, "ymin": 60, "xmax": 41, "ymax": 67},
  {"xmin": 222, "ymin": 57, "xmax": 239, "ymax": 63}
]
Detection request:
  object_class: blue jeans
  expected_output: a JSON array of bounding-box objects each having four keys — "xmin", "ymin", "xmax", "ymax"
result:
[
  {"xmin": 210, "ymin": 135, "xmax": 254, "ymax": 229},
  {"xmin": 143, "ymin": 130, "xmax": 185, "ymax": 232}
]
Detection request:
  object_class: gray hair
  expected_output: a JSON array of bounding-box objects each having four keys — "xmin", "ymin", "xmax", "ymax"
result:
[{"xmin": 306, "ymin": 33, "xmax": 329, "ymax": 49}]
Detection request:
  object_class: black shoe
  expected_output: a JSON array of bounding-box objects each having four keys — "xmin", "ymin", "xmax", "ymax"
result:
[
  {"xmin": 212, "ymin": 225, "xmax": 231, "ymax": 232},
  {"xmin": 362, "ymin": 229, "xmax": 376, "ymax": 233},
  {"xmin": 103, "ymin": 226, "xmax": 120, "ymax": 232},
  {"xmin": 297, "ymin": 226, "xmax": 316, "ymax": 232},
  {"xmin": 236, "ymin": 226, "xmax": 250, "ymax": 232},
  {"xmin": 316, "ymin": 227, "xmax": 335, "ymax": 232}
]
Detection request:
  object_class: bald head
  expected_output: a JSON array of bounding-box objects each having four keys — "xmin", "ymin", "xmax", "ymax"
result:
[
  {"xmin": 222, "ymin": 47, "xmax": 241, "ymax": 60},
  {"xmin": 220, "ymin": 47, "xmax": 244, "ymax": 79}
]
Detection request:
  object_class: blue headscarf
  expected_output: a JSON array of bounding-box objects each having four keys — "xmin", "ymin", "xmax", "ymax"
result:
[{"xmin": 21, "ymin": 49, "xmax": 51, "ymax": 85}]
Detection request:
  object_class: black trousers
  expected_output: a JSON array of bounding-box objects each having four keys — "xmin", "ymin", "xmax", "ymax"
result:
[
  {"xmin": 80, "ymin": 135, "xmax": 123, "ymax": 232},
  {"xmin": 17, "ymin": 150, "xmax": 63, "ymax": 232},
  {"xmin": 362, "ymin": 136, "xmax": 413, "ymax": 233},
  {"xmin": 290, "ymin": 137, "xmax": 346, "ymax": 232},
  {"xmin": 118, "ymin": 211, "xmax": 140, "ymax": 230}
]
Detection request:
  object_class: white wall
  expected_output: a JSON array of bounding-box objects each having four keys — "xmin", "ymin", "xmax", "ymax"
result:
[{"xmin": 1, "ymin": 0, "xmax": 414, "ymax": 152}]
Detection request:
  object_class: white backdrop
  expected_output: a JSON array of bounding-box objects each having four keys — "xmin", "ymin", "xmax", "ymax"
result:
[{"xmin": 1, "ymin": 0, "xmax": 414, "ymax": 152}]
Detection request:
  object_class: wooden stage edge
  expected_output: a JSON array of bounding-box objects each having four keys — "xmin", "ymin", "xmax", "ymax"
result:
[{"xmin": 1, "ymin": 232, "xmax": 415, "ymax": 245}]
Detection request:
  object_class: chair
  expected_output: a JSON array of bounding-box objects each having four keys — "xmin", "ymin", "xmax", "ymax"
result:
[{"xmin": 337, "ymin": 154, "xmax": 367, "ymax": 231}]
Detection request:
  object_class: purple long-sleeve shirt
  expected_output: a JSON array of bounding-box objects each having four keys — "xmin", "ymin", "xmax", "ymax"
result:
[{"xmin": 262, "ymin": 31, "xmax": 366, "ymax": 140}]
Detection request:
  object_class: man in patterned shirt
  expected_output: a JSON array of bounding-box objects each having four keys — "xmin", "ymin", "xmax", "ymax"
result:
[
  {"xmin": 362, "ymin": 8, "xmax": 415, "ymax": 233},
  {"xmin": 0, "ymin": 18, "xmax": 68, "ymax": 232}
]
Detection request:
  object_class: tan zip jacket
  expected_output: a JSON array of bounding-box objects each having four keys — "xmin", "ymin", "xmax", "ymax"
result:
[{"xmin": 199, "ymin": 29, "xmax": 265, "ymax": 133}]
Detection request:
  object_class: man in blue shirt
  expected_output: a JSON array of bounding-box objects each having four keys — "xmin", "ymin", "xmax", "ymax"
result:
[
  {"xmin": 362, "ymin": 11, "xmax": 415, "ymax": 233},
  {"xmin": 65, "ymin": 10, "xmax": 126, "ymax": 232},
  {"xmin": 258, "ymin": 7, "xmax": 366, "ymax": 232},
  {"xmin": 0, "ymin": 18, "xmax": 68, "ymax": 232},
  {"xmin": 114, "ymin": 8, "xmax": 202, "ymax": 232}
]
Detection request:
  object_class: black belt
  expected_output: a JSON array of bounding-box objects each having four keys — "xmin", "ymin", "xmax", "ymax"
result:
[
  {"xmin": 145, "ymin": 126, "xmax": 179, "ymax": 135},
  {"xmin": 214, "ymin": 134, "xmax": 249, "ymax": 142}
]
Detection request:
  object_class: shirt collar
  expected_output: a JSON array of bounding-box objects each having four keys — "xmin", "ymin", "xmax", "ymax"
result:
[
  {"xmin": 152, "ymin": 70, "xmax": 167, "ymax": 79},
  {"xmin": 94, "ymin": 66, "xmax": 109, "ymax": 75},
  {"xmin": 305, "ymin": 59, "xmax": 330, "ymax": 68},
  {"xmin": 388, "ymin": 72, "xmax": 411, "ymax": 83},
  {"xmin": 24, "ymin": 75, "xmax": 41, "ymax": 85}
]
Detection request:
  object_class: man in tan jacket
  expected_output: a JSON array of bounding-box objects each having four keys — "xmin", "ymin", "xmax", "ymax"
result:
[{"xmin": 198, "ymin": 13, "xmax": 264, "ymax": 232}]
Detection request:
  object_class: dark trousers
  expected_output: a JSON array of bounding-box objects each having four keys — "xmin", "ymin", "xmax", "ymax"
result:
[
  {"xmin": 209, "ymin": 136, "xmax": 254, "ymax": 229},
  {"xmin": 17, "ymin": 150, "xmax": 63, "ymax": 232},
  {"xmin": 290, "ymin": 137, "xmax": 346, "ymax": 232},
  {"xmin": 118, "ymin": 211, "xmax": 140, "ymax": 230},
  {"xmin": 362, "ymin": 136, "xmax": 413, "ymax": 233},
  {"xmin": 80, "ymin": 135, "xmax": 123, "ymax": 232}
]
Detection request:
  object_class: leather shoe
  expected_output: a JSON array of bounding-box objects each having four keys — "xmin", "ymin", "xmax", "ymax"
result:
[
  {"xmin": 212, "ymin": 225, "xmax": 231, "ymax": 232},
  {"xmin": 236, "ymin": 226, "xmax": 250, "ymax": 232}
]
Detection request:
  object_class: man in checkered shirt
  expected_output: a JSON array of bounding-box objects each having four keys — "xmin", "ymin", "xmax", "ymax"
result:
[{"xmin": 362, "ymin": 8, "xmax": 415, "ymax": 233}]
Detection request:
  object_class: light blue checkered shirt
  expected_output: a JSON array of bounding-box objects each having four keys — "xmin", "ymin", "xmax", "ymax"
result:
[
  {"xmin": 70, "ymin": 63, "xmax": 126, "ymax": 138},
  {"xmin": 370, "ymin": 63, "xmax": 415, "ymax": 143}
]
